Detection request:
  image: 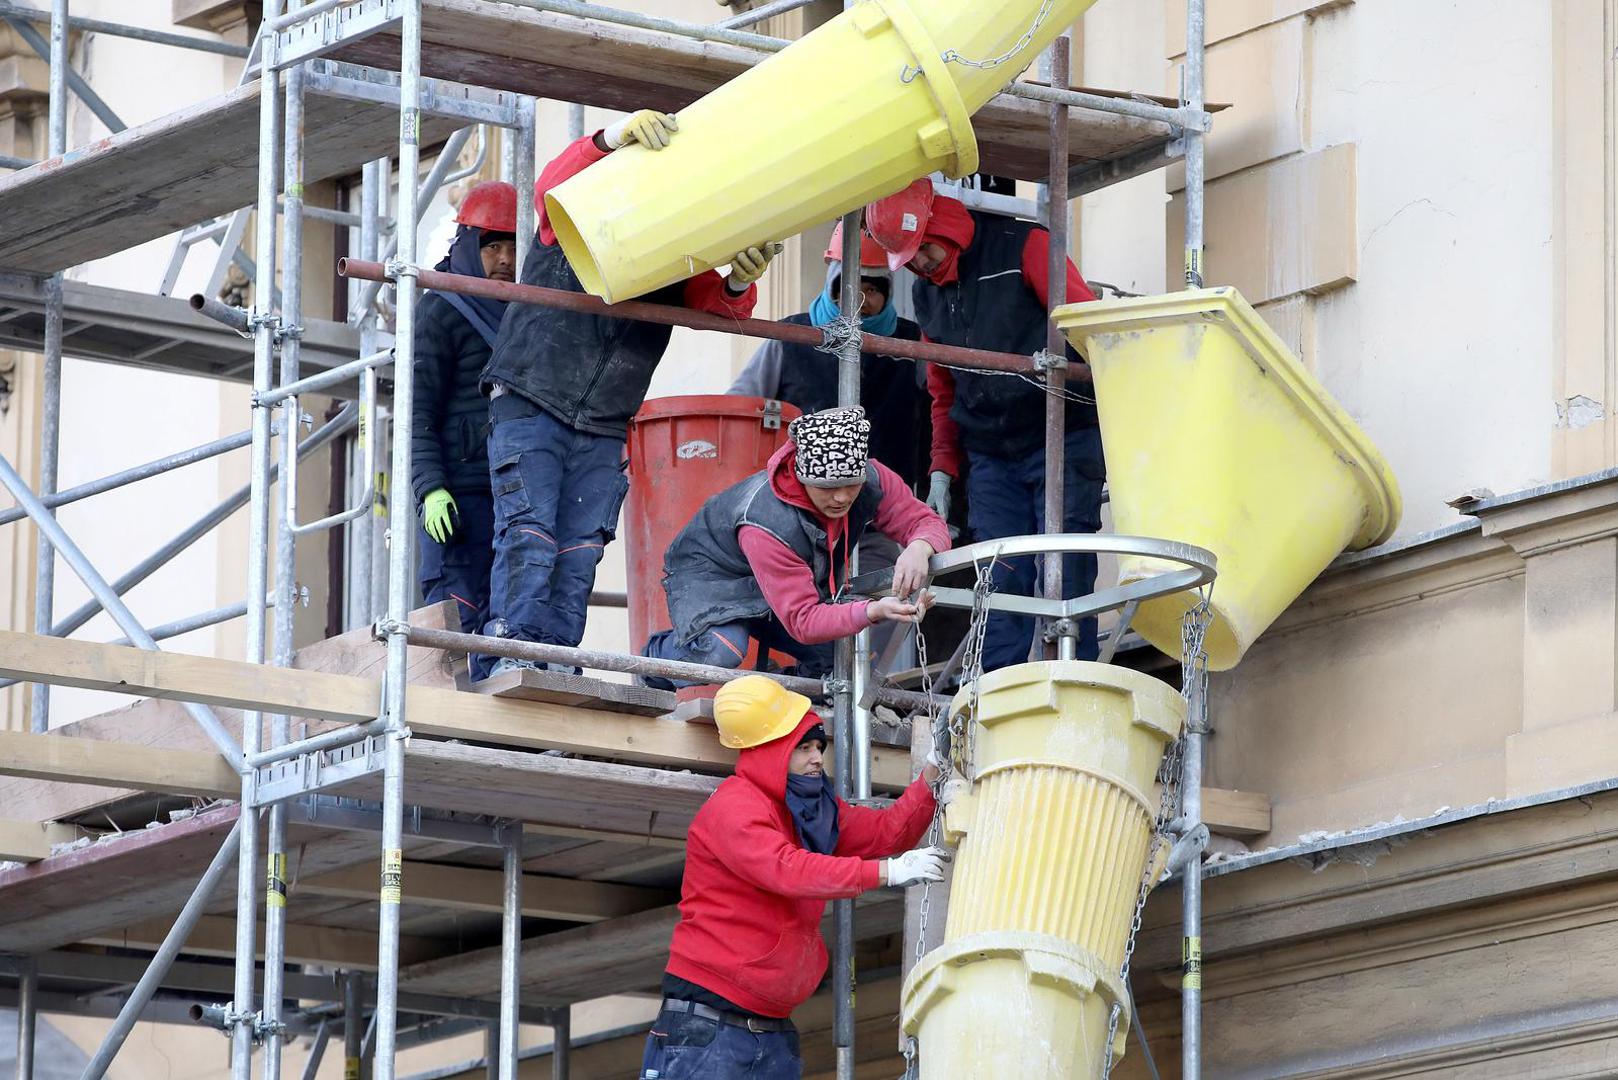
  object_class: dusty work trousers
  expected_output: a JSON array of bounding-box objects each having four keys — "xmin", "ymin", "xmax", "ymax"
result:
[
  {"xmin": 966, "ymin": 426, "xmax": 1106, "ymax": 670},
  {"xmin": 640, "ymin": 1006, "xmax": 801, "ymax": 1080},
  {"xmin": 416, "ymin": 489, "xmax": 494, "ymax": 636},
  {"xmin": 476, "ymin": 392, "xmax": 630, "ymax": 679}
]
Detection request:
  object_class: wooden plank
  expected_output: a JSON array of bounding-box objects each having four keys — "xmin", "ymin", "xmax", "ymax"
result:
[
  {"xmin": 0, "ymin": 730, "xmax": 240, "ymax": 798},
  {"xmin": 330, "ymin": 0, "xmax": 1178, "ymax": 183},
  {"xmin": 0, "ymin": 631, "xmax": 914, "ymax": 787},
  {"xmin": 0, "ymin": 820, "xmax": 81, "ymax": 863},
  {"xmin": 476, "ymin": 667, "xmax": 675, "ymax": 717},
  {"xmin": 297, "ymin": 860, "xmax": 673, "ymax": 922},
  {"xmin": 0, "ymin": 83, "xmax": 462, "ymax": 276},
  {"xmin": 1203, "ymin": 788, "xmax": 1272, "ymax": 838},
  {"xmin": 86, "ymin": 915, "xmax": 449, "ymax": 970}
]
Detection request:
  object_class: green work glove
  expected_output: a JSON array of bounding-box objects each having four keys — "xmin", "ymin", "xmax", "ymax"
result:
[
  {"xmin": 603, "ymin": 109, "xmax": 679, "ymax": 151},
  {"xmin": 726, "ymin": 242, "xmax": 784, "ymax": 290},
  {"xmin": 422, "ymin": 488, "xmax": 459, "ymax": 544}
]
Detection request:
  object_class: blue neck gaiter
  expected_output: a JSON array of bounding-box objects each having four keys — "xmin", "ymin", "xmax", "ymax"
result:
[
  {"xmin": 810, "ymin": 261, "xmax": 900, "ymax": 338},
  {"xmin": 784, "ymin": 773, "xmax": 841, "ymax": 854}
]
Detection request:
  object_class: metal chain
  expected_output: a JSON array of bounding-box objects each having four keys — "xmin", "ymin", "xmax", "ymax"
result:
[
  {"xmin": 939, "ymin": 0, "xmax": 1058, "ymax": 71},
  {"xmin": 902, "ymin": 556, "xmax": 998, "ymax": 1080},
  {"xmin": 1099, "ymin": 591, "xmax": 1213, "ymax": 1078}
]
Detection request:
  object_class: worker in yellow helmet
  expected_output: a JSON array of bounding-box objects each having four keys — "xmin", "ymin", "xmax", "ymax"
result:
[{"xmin": 643, "ymin": 675, "xmax": 946, "ymax": 1079}]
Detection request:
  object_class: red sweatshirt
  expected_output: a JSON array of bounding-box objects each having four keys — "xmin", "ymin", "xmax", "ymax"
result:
[
  {"xmin": 665, "ymin": 711, "xmax": 935, "ymax": 1017},
  {"xmin": 534, "ymin": 133, "xmax": 757, "ymax": 317},
  {"xmin": 738, "ymin": 443, "xmax": 951, "ymax": 644},
  {"xmin": 917, "ymin": 198, "xmax": 1097, "ymax": 478}
]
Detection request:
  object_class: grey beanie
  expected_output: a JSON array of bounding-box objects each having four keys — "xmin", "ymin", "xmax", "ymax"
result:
[{"xmin": 790, "ymin": 407, "xmax": 871, "ymax": 488}]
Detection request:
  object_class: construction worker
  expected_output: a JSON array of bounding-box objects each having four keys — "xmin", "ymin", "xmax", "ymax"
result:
[
  {"xmin": 476, "ymin": 110, "xmax": 781, "ymax": 679},
  {"xmin": 866, "ymin": 179, "xmax": 1105, "ymax": 668},
  {"xmin": 643, "ymin": 406, "xmax": 950, "ymax": 685},
  {"xmin": 643, "ymin": 674, "xmax": 947, "ymax": 1079},
  {"xmin": 410, "ymin": 180, "xmax": 517, "ymax": 635}
]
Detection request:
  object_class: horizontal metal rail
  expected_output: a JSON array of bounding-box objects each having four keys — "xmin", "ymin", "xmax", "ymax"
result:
[
  {"xmin": 715, "ymin": 0, "xmax": 817, "ymax": 29},
  {"xmin": 339, "ymin": 260, "xmax": 1041, "ymax": 374},
  {"xmin": 255, "ymin": 349, "xmax": 393, "ymax": 406},
  {"xmin": 398, "ymin": 624, "xmax": 942, "ymax": 714},
  {"xmin": 0, "ymin": 152, "xmax": 36, "ymax": 170},
  {"xmin": 0, "ymin": 429, "xmax": 254, "ymax": 527},
  {"xmin": 246, "ymin": 717, "xmax": 390, "ymax": 769},
  {"xmin": 103, "ymin": 597, "xmax": 268, "ymax": 648},
  {"xmin": 0, "ymin": 1, "xmax": 250, "ymax": 56},
  {"xmin": 189, "ymin": 293, "xmax": 251, "ymax": 333},
  {"xmin": 505, "ymin": 0, "xmax": 781, "ymax": 50}
]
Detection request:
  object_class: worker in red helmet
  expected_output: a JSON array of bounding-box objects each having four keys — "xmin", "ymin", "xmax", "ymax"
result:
[
  {"xmin": 643, "ymin": 674, "xmax": 946, "ymax": 1079},
  {"xmin": 475, "ymin": 110, "xmax": 782, "ymax": 680},
  {"xmin": 865, "ymin": 178, "xmax": 1106, "ymax": 669},
  {"xmin": 409, "ymin": 179, "xmax": 519, "ymax": 635}
]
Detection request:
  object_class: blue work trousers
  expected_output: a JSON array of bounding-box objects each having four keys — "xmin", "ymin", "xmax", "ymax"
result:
[
  {"xmin": 416, "ymin": 489, "xmax": 494, "ymax": 635},
  {"xmin": 965, "ymin": 426, "xmax": 1106, "ymax": 670},
  {"xmin": 477, "ymin": 394, "xmax": 629, "ymax": 679},
  {"xmin": 639, "ymin": 1007, "xmax": 801, "ymax": 1080}
]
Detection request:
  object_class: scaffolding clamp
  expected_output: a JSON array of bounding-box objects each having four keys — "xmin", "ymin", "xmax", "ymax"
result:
[
  {"xmin": 822, "ymin": 676, "xmax": 854, "ymax": 696},
  {"xmin": 1032, "ymin": 349, "xmax": 1067, "ymax": 372},
  {"xmin": 384, "ymin": 257, "xmax": 418, "ymax": 281}
]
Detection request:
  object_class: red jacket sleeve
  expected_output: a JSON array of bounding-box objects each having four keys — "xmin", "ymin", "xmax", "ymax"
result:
[
  {"xmin": 926, "ymin": 362, "xmax": 964, "ymax": 479},
  {"xmin": 834, "ymin": 777, "xmax": 936, "ymax": 859},
  {"xmin": 739, "ymin": 526, "xmax": 872, "ymax": 644},
  {"xmin": 1021, "ymin": 227, "xmax": 1097, "ymax": 309},
  {"xmin": 535, "ymin": 134, "xmax": 609, "ymax": 247},
  {"xmin": 870, "ymin": 460, "xmax": 951, "ymax": 554},
  {"xmin": 705, "ymin": 798, "xmax": 883, "ymax": 898},
  {"xmin": 683, "ymin": 270, "xmax": 759, "ymax": 319}
]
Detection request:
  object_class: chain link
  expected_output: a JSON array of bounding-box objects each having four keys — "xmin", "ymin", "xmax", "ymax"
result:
[
  {"xmin": 1099, "ymin": 590, "xmax": 1213, "ymax": 1078},
  {"xmin": 938, "ymin": 0, "xmax": 1058, "ymax": 71},
  {"xmin": 902, "ymin": 556, "xmax": 999, "ymax": 1080}
]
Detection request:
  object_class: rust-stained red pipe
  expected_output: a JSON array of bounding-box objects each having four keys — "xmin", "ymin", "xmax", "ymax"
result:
[{"xmin": 338, "ymin": 258, "xmax": 1047, "ymax": 375}]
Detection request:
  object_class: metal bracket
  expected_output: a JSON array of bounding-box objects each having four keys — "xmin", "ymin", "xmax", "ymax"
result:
[
  {"xmin": 822, "ymin": 677, "xmax": 853, "ymax": 696},
  {"xmin": 253, "ymin": 1014, "xmax": 289, "ymax": 1041},
  {"xmin": 272, "ymin": 0, "xmax": 403, "ymax": 70},
  {"xmin": 761, "ymin": 398, "xmax": 783, "ymax": 431},
  {"xmin": 1041, "ymin": 617, "xmax": 1079, "ymax": 643},
  {"xmin": 382, "ymin": 257, "xmax": 415, "ymax": 281},
  {"xmin": 252, "ymin": 734, "xmax": 390, "ymax": 807},
  {"xmin": 1032, "ymin": 349, "xmax": 1068, "ymax": 372}
]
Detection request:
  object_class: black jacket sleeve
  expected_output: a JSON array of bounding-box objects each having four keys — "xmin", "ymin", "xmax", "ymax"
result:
[{"xmin": 409, "ymin": 295, "xmax": 457, "ymax": 504}]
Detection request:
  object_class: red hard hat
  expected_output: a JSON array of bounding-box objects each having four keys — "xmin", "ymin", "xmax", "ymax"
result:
[
  {"xmin": 863, "ymin": 178, "xmax": 935, "ymax": 271},
  {"xmin": 824, "ymin": 220, "xmax": 893, "ymax": 269},
  {"xmin": 455, "ymin": 180, "xmax": 518, "ymax": 233}
]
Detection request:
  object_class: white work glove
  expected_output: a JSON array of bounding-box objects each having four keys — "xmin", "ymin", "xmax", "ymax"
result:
[
  {"xmin": 884, "ymin": 846, "xmax": 950, "ymax": 888},
  {"xmin": 726, "ymin": 242, "xmax": 784, "ymax": 291},
  {"xmin": 925, "ymin": 471, "xmax": 952, "ymax": 520},
  {"xmin": 603, "ymin": 109, "xmax": 679, "ymax": 151}
]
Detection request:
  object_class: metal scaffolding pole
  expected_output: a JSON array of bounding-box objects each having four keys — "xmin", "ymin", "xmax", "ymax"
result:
[
  {"xmin": 514, "ymin": 99, "xmax": 537, "ymax": 275},
  {"xmin": 28, "ymin": 0, "xmax": 67, "ymax": 734},
  {"xmin": 498, "ymin": 825, "xmax": 521, "ymax": 1080},
  {"xmin": 1181, "ymin": 3, "xmax": 1208, "ymax": 1075},
  {"xmin": 1043, "ymin": 38, "xmax": 1073, "ymax": 657},
  {"xmin": 262, "ymin": 28, "xmax": 308, "ymax": 1075},
  {"xmin": 298, "ymin": 1021, "xmax": 331, "ymax": 1080},
  {"xmin": 14, "ymin": 959, "xmax": 34, "ymax": 1080},
  {"xmin": 0, "ymin": 1, "xmax": 250, "ymax": 57},
  {"xmin": 349, "ymin": 156, "xmax": 385, "ymax": 630},
  {"xmin": 373, "ymin": 1, "xmax": 424, "ymax": 1073},
  {"xmin": 235, "ymin": 4, "xmax": 285, "ymax": 1074},
  {"xmin": 82, "ymin": 819, "xmax": 243, "ymax": 1080},
  {"xmin": 549, "ymin": 1008, "xmax": 570, "ymax": 1080},
  {"xmin": 0, "ymin": 451, "xmax": 246, "ymax": 764},
  {"xmin": 343, "ymin": 972, "xmax": 364, "ymax": 1080}
]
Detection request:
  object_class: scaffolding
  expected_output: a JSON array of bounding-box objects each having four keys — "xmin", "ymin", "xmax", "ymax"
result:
[{"xmin": 0, "ymin": 1, "xmax": 1213, "ymax": 1077}]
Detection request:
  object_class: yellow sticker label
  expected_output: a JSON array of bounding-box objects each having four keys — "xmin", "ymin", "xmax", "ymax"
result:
[
  {"xmin": 344, "ymin": 1057, "xmax": 361, "ymax": 1080},
  {"xmin": 1184, "ymin": 247, "xmax": 1204, "ymax": 288},
  {"xmin": 381, "ymin": 848, "xmax": 403, "ymax": 905},
  {"xmin": 1182, "ymin": 935, "xmax": 1202, "ymax": 990},
  {"xmin": 266, "ymin": 852, "xmax": 287, "ymax": 909}
]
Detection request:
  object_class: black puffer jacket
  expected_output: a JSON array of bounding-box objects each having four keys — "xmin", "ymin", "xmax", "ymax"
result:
[{"xmin": 410, "ymin": 292, "xmax": 493, "ymax": 504}]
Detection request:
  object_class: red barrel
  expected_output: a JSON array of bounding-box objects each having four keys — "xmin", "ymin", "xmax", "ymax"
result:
[{"xmin": 624, "ymin": 395, "xmax": 802, "ymax": 651}]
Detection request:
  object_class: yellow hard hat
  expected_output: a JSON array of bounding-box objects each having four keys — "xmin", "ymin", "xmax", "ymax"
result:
[{"xmin": 713, "ymin": 675, "xmax": 814, "ymax": 750}]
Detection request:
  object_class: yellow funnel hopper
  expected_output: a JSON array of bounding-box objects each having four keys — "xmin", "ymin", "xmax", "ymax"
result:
[
  {"xmin": 1054, "ymin": 288, "xmax": 1401, "ymax": 670},
  {"xmin": 902, "ymin": 662, "xmax": 1184, "ymax": 1078},
  {"xmin": 545, "ymin": 0, "xmax": 1101, "ymax": 302}
]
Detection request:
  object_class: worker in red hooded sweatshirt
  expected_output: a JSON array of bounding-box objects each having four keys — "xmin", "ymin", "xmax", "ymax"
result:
[
  {"xmin": 642, "ymin": 674, "xmax": 947, "ymax": 1079},
  {"xmin": 643, "ymin": 406, "xmax": 951, "ymax": 684},
  {"xmin": 865, "ymin": 179, "xmax": 1105, "ymax": 669}
]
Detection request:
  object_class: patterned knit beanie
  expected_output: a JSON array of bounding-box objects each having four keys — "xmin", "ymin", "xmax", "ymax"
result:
[{"xmin": 790, "ymin": 407, "xmax": 871, "ymax": 488}]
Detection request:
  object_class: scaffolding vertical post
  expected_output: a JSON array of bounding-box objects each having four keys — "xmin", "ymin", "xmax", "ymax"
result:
[
  {"xmin": 343, "ymin": 972, "xmax": 364, "ymax": 1080},
  {"xmin": 550, "ymin": 1008, "xmax": 570, "ymax": 1080},
  {"xmin": 349, "ymin": 157, "xmax": 382, "ymax": 630},
  {"xmin": 373, "ymin": 1, "xmax": 424, "ymax": 1075},
  {"xmin": 514, "ymin": 98, "xmax": 537, "ymax": 276},
  {"xmin": 1183, "ymin": 0, "xmax": 1206, "ymax": 290},
  {"xmin": 14, "ymin": 958, "xmax": 35, "ymax": 1080},
  {"xmin": 498, "ymin": 824, "xmax": 521, "ymax": 1080},
  {"xmin": 262, "ymin": 28, "xmax": 308, "ymax": 1078},
  {"xmin": 30, "ymin": 0, "xmax": 68, "ymax": 733},
  {"xmin": 1043, "ymin": 38, "xmax": 1072, "ymax": 662},
  {"xmin": 235, "ymin": 5, "xmax": 284, "ymax": 1075}
]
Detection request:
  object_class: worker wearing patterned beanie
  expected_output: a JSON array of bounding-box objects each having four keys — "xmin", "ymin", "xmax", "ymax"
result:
[
  {"xmin": 643, "ymin": 675, "xmax": 946, "ymax": 1079},
  {"xmin": 410, "ymin": 180, "xmax": 518, "ymax": 637},
  {"xmin": 642, "ymin": 406, "xmax": 951, "ymax": 685},
  {"xmin": 866, "ymin": 178, "xmax": 1107, "ymax": 668}
]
